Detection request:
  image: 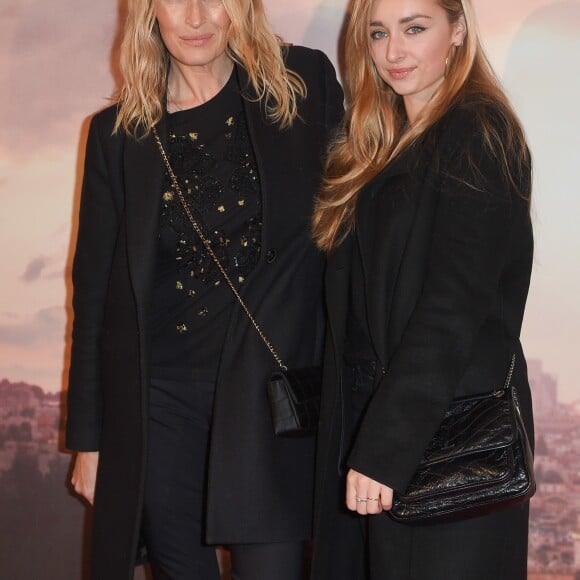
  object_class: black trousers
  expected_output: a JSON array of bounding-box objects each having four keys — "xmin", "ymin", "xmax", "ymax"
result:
[{"xmin": 141, "ymin": 372, "xmax": 304, "ymax": 580}]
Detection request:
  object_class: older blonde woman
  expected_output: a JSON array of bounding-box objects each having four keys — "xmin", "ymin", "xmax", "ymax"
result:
[
  {"xmin": 67, "ymin": 0, "xmax": 343, "ymax": 578},
  {"xmin": 312, "ymin": 0, "xmax": 533, "ymax": 578}
]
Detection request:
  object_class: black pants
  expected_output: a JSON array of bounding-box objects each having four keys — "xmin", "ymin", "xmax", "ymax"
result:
[{"xmin": 141, "ymin": 372, "xmax": 304, "ymax": 580}]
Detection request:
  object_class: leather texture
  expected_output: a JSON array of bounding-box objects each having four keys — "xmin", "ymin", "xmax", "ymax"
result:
[
  {"xmin": 389, "ymin": 385, "xmax": 535, "ymax": 523},
  {"xmin": 267, "ymin": 367, "xmax": 322, "ymax": 437}
]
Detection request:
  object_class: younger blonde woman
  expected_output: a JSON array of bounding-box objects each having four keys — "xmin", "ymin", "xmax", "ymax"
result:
[{"xmin": 312, "ymin": 0, "xmax": 533, "ymax": 578}]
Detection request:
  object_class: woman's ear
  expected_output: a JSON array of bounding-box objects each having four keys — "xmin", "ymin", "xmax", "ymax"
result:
[{"xmin": 453, "ymin": 15, "xmax": 467, "ymax": 47}]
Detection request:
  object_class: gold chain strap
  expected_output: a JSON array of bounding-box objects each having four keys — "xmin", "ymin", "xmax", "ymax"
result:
[{"xmin": 152, "ymin": 126, "xmax": 287, "ymax": 370}]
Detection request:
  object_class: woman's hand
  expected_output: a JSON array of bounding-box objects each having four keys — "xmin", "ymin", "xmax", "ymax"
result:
[
  {"xmin": 346, "ymin": 468, "xmax": 393, "ymax": 515},
  {"xmin": 71, "ymin": 451, "xmax": 99, "ymax": 505}
]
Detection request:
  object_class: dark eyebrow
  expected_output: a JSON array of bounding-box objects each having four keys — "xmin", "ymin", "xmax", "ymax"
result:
[{"xmin": 369, "ymin": 14, "xmax": 433, "ymax": 27}]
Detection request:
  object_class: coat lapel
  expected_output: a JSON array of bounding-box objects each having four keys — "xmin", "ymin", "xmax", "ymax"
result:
[
  {"xmin": 355, "ymin": 146, "xmax": 422, "ymax": 363},
  {"xmin": 124, "ymin": 115, "xmax": 168, "ymax": 317}
]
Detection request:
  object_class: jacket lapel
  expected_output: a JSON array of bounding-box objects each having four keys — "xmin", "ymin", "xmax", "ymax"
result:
[
  {"xmin": 124, "ymin": 115, "xmax": 168, "ymax": 317},
  {"xmin": 355, "ymin": 146, "xmax": 422, "ymax": 363}
]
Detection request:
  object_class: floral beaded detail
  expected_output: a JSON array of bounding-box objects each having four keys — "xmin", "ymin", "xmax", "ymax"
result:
[{"xmin": 158, "ymin": 109, "xmax": 262, "ymax": 333}]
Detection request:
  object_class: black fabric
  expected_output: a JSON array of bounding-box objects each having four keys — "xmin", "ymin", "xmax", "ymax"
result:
[
  {"xmin": 367, "ymin": 501, "xmax": 529, "ymax": 580},
  {"xmin": 230, "ymin": 541, "xmax": 305, "ymax": 580},
  {"xmin": 151, "ymin": 69, "xmax": 261, "ymax": 371},
  {"xmin": 343, "ymin": 240, "xmax": 376, "ymax": 362},
  {"xmin": 142, "ymin": 375, "xmax": 220, "ymax": 580},
  {"xmin": 142, "ymin": 375, "xmax": 308, "ymax": 580},
  {"xmin": 309, "ymin": 361, "xmax": 375, "ymax": 580},
  {"xmin": 342, "ymin": 360, "xmax": 376, "ymax": 459}
]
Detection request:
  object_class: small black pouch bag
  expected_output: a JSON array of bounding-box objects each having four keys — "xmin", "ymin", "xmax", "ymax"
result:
[{"xmin": 267, "ymin": 367, "xmax": 322, "ymax": 437}]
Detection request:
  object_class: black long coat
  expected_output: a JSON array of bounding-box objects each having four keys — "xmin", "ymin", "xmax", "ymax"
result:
[
  {"xmin": 66, "ymin": 46, "xmax": 343, "ymax": 580},
  {"xmin": 311, "ymin": 103, "xmax": 534, "ymax": 579}
]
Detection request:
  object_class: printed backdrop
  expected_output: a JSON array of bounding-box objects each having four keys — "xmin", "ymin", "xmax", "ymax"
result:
[{"xmin": 0, "ymin": 1, "xmax": 579, "ymax": 578}]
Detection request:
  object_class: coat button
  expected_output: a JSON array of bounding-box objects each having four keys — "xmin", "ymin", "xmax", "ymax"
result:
[{"xmin": 266, "ymin": 249, "xmax": 277, "ymax": 263}]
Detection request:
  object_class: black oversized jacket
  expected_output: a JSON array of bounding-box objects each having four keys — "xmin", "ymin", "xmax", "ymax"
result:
[
  {"xmin": 312, "ymin": 102, "xmax": 534, "ymax": 578},
  {"xmin": 66, "ymin": 46, "xmax": 343, "ymax": 580}
]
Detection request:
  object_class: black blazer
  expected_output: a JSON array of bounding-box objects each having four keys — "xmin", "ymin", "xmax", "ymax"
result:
[
  {"xmin": 312, "ymin": 102, "xmax": 534, "ymax": 578},
  {"xmin": 66, "ymin": 46, "xmax": 343, "ymax": 580}
]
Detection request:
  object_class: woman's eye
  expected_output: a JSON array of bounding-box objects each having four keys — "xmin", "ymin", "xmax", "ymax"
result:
[
  {"xmin": 407, "ymin": 26, "xmax": 426, "ymax": 34},
  {"xmin": 370, "ymin": 30, "xmax": 387, "ymax": 40}
]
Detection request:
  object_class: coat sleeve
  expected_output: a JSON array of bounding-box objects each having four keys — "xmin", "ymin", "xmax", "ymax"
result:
[
  {"xmin": 347, "ymin": 113, "xmax": 530, "ymax": 492},
  {"xmin": 66, "ymin": 111, "xmax": 123, "ymax": 451}
]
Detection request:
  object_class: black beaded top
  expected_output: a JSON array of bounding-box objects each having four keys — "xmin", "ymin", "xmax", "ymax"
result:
[{"xmin": 150, "ymin": 70, "xmax": 262, "ymax": 374}]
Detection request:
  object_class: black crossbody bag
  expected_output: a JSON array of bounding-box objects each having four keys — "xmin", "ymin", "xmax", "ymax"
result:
[{"xmin": 388, "ymin": 355, "xmax": 536, "ymax": 523}]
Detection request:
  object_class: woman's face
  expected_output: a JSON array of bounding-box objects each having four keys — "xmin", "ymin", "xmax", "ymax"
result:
[
  {"xmin": 155, "ymin": 0, "xmax": 231, "ymax": 72},
  {"xmin": 368, "ymin": 0, "xmax": 464, "ymax": 121}
]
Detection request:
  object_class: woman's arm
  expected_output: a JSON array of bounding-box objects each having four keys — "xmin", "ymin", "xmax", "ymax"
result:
[{"xmin": 66, "ymin": 110, "xmax": 122, "ymax": 452}]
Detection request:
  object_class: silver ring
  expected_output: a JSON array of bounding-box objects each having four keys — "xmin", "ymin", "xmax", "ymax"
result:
[
  {"xmin": 355, "ymin": 496, "xmax": 368, "ymax": 503},
  {"xmin": 367, "ymin": 498, "xmax": 379, "ymax": 501}
]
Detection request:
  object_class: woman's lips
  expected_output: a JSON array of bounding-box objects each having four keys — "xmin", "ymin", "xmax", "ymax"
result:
[
  {"xmin": 387, "ymin": 67, "xmax": 415, "ymax": 80},
  {"xmin": 181, "ymin": 34, "xmax": 213, "ymax": 46}
]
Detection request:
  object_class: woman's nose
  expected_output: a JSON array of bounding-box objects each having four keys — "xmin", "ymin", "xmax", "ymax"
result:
[
  {"xmin": 386, "ymin": 34, "xmax": 405, "ymax": 63},
  {"xmin": 185, "ymin": 0, "xmax": 205, "ymax": 27}
]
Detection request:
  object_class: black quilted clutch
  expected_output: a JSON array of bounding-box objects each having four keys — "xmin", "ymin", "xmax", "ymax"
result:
[
  {"xmin": 267, "ymin": 367, "xmax": 322, "ymax": 437},
  {"xmin": 389, "ymin": 371, "xmax": 535, "ymax": 523}
]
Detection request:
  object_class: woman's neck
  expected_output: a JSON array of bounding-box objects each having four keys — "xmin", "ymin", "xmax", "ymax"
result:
[{"xmin": 167, "ymin": 56, "xmax": 234, "ymax": 112}]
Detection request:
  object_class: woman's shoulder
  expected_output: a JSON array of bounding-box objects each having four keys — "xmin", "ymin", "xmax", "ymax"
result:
[
  {"xmin": 437, "ymin": 97, "xmax": 518, "ymax": 146},
  {"xmin": 83, "ymin": 104, "xmax": 120, "ymax": 147},
  {"xmin": 84, "ymin": 103, "xmax": 126, "ymax": 158},
  {"xmin": 433, "ymin": 98, "xmax": 531, "ymax": 198},
  {"xmin": 90, "ymin": 103, "xmax": 118, "ymax": 129},
  {"xmin": 282, "ymin": 44, "xmax": 335, "ymax": 76}
]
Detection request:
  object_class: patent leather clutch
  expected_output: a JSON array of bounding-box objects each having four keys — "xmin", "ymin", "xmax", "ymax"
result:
[{"xmin": 389, "ymin": 356, "xmax": 535, "ymax": 523}]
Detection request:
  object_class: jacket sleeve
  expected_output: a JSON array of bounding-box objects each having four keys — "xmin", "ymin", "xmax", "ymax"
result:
[
  {"xmin": 66, "ymin": 111, "xmax": 123, "ymax": 451},
  {"xmin": 347, "ymin": 114, "xmax": 530, "ymax": 492}
]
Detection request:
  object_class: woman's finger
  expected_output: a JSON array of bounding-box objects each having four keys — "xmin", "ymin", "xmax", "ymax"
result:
[
  {"xmin": 379, "ymin": 484, "xmax": 394, "ymax": 511},
  {"xmin": 365, "ymin": 482, "xmax": 383, "ymax": 515}
]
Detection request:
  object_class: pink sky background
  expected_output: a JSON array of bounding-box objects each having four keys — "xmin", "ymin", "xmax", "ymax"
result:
[{"xmin": 0, "ymin": 0, "xmax": 578, "ymax": 403}]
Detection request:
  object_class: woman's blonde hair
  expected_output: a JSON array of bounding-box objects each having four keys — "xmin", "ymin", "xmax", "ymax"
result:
[
  {"xmin": 114, "ymin": 0, "xmax": 306, "ymax": 137},
  {"xmin": 312, "ymin": 0, "xmax": 530, "ymax": 252}
]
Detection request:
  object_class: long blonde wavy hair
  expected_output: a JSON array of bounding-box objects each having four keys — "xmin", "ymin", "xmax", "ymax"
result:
[
  {"xmin": 312, "ymin": 0, "xmax": 530, "ymax": 253},
  {"xmin": 114, "ymin": 0, "xmax": 307, "ymax": 137}
]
